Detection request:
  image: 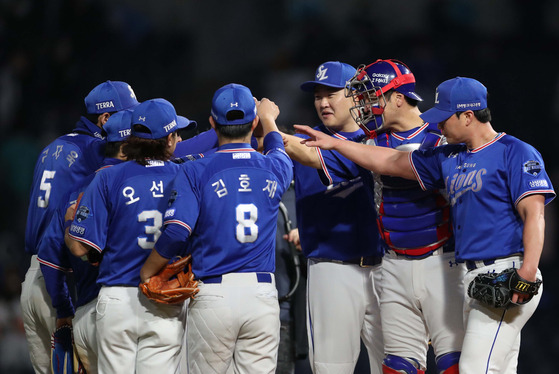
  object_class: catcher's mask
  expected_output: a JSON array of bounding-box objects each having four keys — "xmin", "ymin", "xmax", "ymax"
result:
[{"xmin": 345, "ymin": 59, "xmax": 422, "ymax": 136}]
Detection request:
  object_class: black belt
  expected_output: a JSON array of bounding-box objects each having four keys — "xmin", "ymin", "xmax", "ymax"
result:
[
  {"xmin": 465, "ymin": 253, "xmax": 523, "ymax": 271},
  {"xmin": 312, "ymin": 256, "xmax": 382, "ymax": 267},
  {"xmin": 200, "ymin": 272, "xmax": 272, "ymax": 284}
]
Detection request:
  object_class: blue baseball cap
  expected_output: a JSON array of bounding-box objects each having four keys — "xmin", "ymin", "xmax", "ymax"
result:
[
  {"xmin": 300, "ymin": 61, "xmax": 357, "ymax": 93},
  {"xmin": 420, "ymin": 77, "xmax": 488, "ymax": 124},
  {"xmin": 131, "ymin": 98, "xmax": 197, "ymax": 139},
  {"xmin": 85, "ymin": 80, "xmax": 139, "ymax": 114},
  {"xmin": 103, "ymin": 109, "xmax": 133, "ymax": 143},
  {"xmin": 211, "ymin": 83, "xmax": 256, "ymax": 125}
]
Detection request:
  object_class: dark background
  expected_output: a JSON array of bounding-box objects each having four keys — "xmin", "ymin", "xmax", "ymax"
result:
[{"xmin": 1, "ymin": 0, "xmax": 558, "ymax": 372}]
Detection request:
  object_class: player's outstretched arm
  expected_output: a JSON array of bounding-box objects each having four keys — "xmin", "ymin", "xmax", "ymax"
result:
[
  {"xmin": 294, "ymin": 124, "xmax": 416, "ymax": 180},
  {"xmin": 280, "ymin": 131, "xmax": 321, "ymax": 169}
]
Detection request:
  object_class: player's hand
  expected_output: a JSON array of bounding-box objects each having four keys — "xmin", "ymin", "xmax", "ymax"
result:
[
  {"xmin": 283, "ymin": 228, "xmax": 302, "ymax": 252},
  {"xmin": 65, "ymin": 203, "xmax": 77, "ymax": 222},
  {"xmin": 512, "ymin": 265, "xmax": 538, "ymax": 304},
  {"xmin": 293, "ymin": 124, "xmax": 338, "ymax": 150},
  {"xmin": 256, "ymin": 98, "xmax": 280, "ymax": 122}
]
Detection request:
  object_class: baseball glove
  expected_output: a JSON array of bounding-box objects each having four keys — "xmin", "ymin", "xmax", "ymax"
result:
[
  {"xmin": 140, "ymin": 255, "xmax": 199, "ymax": 304},
  {"xmin": 50, "ymin": 325, "xmax": 85, "ymax": 374},
  {"xmin": 467, "ymin": 268, "xmax": 542, "ymax": 309}
]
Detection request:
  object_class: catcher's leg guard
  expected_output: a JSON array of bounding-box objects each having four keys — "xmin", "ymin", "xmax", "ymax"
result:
[
  {"xmin": 382, "ymin": 355, "xmax": 425, "ymax": 374},
  {"xmin": 435, "ymin": 351, "xmax": 460, "ymax": 374}
]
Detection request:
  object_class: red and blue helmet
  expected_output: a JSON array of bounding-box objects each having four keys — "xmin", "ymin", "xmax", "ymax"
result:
[{"xmin": 345, "ymin": 59, "xmax": 422, "ymax": 135}]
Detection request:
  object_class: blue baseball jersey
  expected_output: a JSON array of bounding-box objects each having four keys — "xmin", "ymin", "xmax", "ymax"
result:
[
  {"xmin": 156, "ymin": 132, "xmax": 293, "ymax": 279},
  {"xmin": 68, "ymin": 160, "xmax": 181, "ymax": 286},
  {"xmin": 318, "ymin": 123, "xmax": 453, "ymax": 258},
  {"xmin": 174, "ymin": 129, "xmax": 260, "ymax": 158},
  {"xmin": 37, "ymin": 159, "xmax": 124, "ymax": 318},
  {"xmin": 294, "ymin": 124, "xmax": 382, "ymax": 260},
  {"xmin": 410, "ymin": 133, "xmax": 555, "ymax": 262},
  {"xmin": 174, "ymin": 129, "xmax": 218, "ymax": 158},
  {"xmin": 25, "ymin": 117, "xmax": 105, "ymax": 255}
]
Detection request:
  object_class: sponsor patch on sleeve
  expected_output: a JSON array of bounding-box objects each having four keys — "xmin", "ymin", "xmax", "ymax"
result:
[
  {"xmin": 69, "ymin": 224, "xmax": 86, "ymax": 236},
  {"xmin": 528, "ymin": 179, "xmax": 549, "ymax": 188},
  {"xmin": 164, "ymin": 208, "xmax": 176, "ymax": 219}
]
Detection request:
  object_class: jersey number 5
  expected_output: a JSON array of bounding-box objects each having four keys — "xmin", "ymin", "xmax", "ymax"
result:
[
  {"xmin": 236, "ymin": 203, "xmax": 258, "ymax": 243},
  {"xmin": 38, "ymin": 170, "xmax": 56, "ymax": 208}
]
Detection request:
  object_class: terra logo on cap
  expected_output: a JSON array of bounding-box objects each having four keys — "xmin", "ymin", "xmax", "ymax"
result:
[
  {"xmin": 131, "ymin": 98, "xmax": 196, "ymax": 139},
  {"xmin": 84, "ymin": 80, "xmax": 139, "ymax": 114}
]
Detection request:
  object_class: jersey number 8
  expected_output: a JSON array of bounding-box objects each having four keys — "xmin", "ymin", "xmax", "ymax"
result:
[{"xmin": 236, "ymin": 204, "xmax": 258, "ymax": 243}]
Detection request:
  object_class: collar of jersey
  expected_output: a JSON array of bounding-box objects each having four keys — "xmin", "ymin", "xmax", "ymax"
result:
[
  {"xmin": 321, "ymin": 123, "xmax": 364, "ymax": 141},
  {"xmin": 76, "ymin": 116, "xmax": 105, "ymax": 139},
  {"xmin": 390, "ymin": 122, "xmax": 429, "ymax": 141},
  {"xmin": 468, "ymin": 132, "xmax": 506, "ymax": 153},
  {"xmin": 216, "ymin": 142, "xmax": 255, "ymax": 153}
]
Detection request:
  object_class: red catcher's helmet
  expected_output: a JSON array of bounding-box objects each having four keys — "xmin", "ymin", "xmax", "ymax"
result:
[{"xmin": 345, "ymin": 59, "xmax": 422, "ymax": 135}]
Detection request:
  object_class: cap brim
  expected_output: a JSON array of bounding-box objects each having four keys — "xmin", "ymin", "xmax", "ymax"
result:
[
  {"xmin": 177, "ymin": 116, "xmax": 197, "ymax": 131},
  {"xmin": 420, "ymin": 107, "xmax": 454, "ymax": 124},
  {"xmin": 300, "ymin": 81, "xmax": 345, "ymax": 93}
]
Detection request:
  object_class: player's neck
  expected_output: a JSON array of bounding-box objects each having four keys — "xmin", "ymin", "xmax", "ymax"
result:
[
  {"xmin": 217, "ymin": 134, "xmax": 252, "ymax": 147},
  {"xmin": 385, "ymin": 111, "xmax": 424, "ymax": 133},
  {"xmin": 467, "ymin": 122, "xmax": 497, "ymax": 150}
]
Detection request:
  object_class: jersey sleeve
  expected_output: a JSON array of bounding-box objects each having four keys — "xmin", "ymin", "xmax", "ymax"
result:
[
  {"xmin": 174, "ymin": 129, "xmax": 219, "ymax": 157},
  {"xmin": 157, "ymin": 166, "xmax": 199, "ymax": 258},
  {"xmin": 37, "ymin": 203, "xmax": 75, "ymax": 318},
  {"xmin": 410, "ymin": 147, "xmax": 446, "ymax": 191},
  {"xmin": 506, "ymin": 141, "xmax": 556, "ymax": 206},
  {"xmin": 68, "ymin": 171, "xmax": 110, "ymax": 253},
  {"xmin": 263, "ymin": 131, "xmax": 293, "ymax": 191}
]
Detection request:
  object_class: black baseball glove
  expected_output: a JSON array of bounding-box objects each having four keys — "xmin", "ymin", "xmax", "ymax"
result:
[{"xmin": 467, "ymin": 268, "xmax": 542, "ymax": 309}]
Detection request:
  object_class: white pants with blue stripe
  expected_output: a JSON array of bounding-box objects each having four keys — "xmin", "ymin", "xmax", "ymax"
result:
[{"xmin": 460, "ymin": 255, "xmax": 542, "ymax": 373}]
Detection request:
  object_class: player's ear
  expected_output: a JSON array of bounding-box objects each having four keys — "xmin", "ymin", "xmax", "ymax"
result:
[
  {"xmin": 209, "ymin": 116, "xmax": 216, "ymax": 129},
  {"xmin": 166, "ymin": 133, "xmax": 174, "ymax": 147},
  {"xmin": 251, "ymin": 116, "xmax": 259, "ymax": 131},
  {"xmin": 98, "ymin": 112, "xmax": 111, "ymax": 127}
]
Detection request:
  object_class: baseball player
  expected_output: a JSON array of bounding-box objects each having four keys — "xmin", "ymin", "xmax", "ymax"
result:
[
  {"xmin": 294, "ymin": 77, "xmax": 555, "ymax": 373},
  {"xmin": 21, "ymin": 80, "xmax": 139, "ymax": 374},
  {"xmin": 315, "ymin": 59, "xmax": 465, "ymax": 373},
  {"xmin": 280, "ymin": 61, "xmax": 384, "ymax": 373},
  {"xmin": 64, "ymin": 98, "xmax": 196, "ymax": 374},
  {"xmin": 37, "ymin": 109, "xmax": 134, "ymax": 373},
  {"xmin": 140, "ymin": 84, "xmax": 293, "ymax": 374}
]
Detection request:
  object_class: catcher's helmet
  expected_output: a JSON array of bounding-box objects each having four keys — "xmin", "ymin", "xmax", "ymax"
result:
[{"xmin": 345, "ymin": 59, "xmax": 422, "ymax": 134}]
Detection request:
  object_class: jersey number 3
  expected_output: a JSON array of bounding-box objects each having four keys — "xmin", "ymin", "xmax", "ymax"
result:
[
  {"xmin": 236, "ymin": 204, "xmax": 258, "ymax": 243},
  {"xmin": 138, "ymin": 210, "xmax": 163, "ymax": 249}
]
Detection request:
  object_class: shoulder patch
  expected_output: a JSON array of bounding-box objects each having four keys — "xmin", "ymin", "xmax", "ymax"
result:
[
  {"xmin": 523, "ymin": 160, "xmax": 542, "ymax": 176},
  {"xmin": 76, "ymin": 206, "xmax": 91, "ymax": 222}
]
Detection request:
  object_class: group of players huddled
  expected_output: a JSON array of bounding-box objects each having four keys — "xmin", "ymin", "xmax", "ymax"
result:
[{"xmin": 22, "ymin": 58, "xmax": 554, "ymax": 374}]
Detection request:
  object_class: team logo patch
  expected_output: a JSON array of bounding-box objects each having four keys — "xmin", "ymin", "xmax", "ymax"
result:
[
  {"xmin": 76, "ymin": 206, "xmax": 90, "ymax": 222},
  {"xmin": 523, "ymin": 160, "xmax": 542, "ymax": 176}
]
